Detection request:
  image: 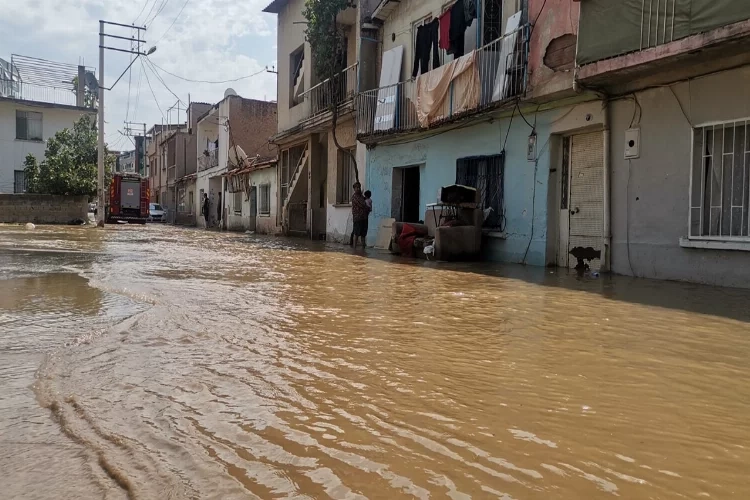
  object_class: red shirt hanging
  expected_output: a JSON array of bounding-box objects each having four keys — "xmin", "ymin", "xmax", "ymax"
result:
[{"xmin": 439, "ymin": 9, "xmax": 451, "ymax": 50}]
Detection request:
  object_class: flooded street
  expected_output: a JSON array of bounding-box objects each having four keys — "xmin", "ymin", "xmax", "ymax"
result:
[{"xmin": 1, "ymin": 224, "xmax": 750, "ymax": 499}]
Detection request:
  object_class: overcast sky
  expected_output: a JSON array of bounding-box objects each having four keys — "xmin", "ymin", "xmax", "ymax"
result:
[{"xmin": 0, "ymin": 0, "xmax": 279, "ymax": 152}]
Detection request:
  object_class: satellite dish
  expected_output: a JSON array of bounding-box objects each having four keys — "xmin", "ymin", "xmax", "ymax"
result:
[{"xmin": 224, "ymin": 88, "xmax": 238, "ymax": 98}]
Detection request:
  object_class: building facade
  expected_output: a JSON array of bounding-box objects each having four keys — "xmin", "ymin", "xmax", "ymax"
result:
[
  {"xmin": 0, "ymin": 55, "xmax": 96, "ymax": 193},
  {"xmin": 573, "ymin": 0, "xmax": 750, "ymax": 287},
  {"xmin": 195, "ymin": 95, "xmax": 277, "ymax": 229},
  {"xmin": 264, "ymin": 0, "xmax": 368, "ymax": 242}
]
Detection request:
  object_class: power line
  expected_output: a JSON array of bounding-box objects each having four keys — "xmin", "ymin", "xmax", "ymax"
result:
[
  {"xmin": 146, "ymin": 0, "xmax": 171, "ymax": 26},
  {"xmin": 133, "ymin": 0, "xmax": 151, "ymax": 24},
  {"xmin": 154, "ymin": 0, "xmax": 190, "ymax": 43},
  {"xmin": 148, "ymin": 60, "xmax": 266, "ymax": 83},
  {"xmin": 142, "ymin": 0, "xmax": 160, "ymax": 26},
  {"xmin": 144, "ymin": 58, "xmax": 185, "ymax": 105},
  {"xmin": 141, "ymin": 59, "xmax": 166, "ymax": 121}
]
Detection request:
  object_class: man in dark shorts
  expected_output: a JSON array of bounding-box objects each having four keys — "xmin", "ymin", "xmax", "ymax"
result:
[{"xmin": 351, "ymin": 182, "xmax": 369, "ymax": 247}]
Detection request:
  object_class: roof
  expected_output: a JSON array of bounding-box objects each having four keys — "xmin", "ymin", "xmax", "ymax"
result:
[
  {"xmin": 0, "ymin": 95, "xmax": 97, "ymax": 113},
  {"xmin": 224, "ymin": 156, "xmax": 278, "ymax": 177},
  {"xmin": 263, "ymin": 0, "xmax": 288, "ymax": 14}
]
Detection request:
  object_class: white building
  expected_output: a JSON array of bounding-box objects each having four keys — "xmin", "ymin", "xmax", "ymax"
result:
[{"xmin": 0, "ymin": 55, "xmax": 96, "ymax": 193}]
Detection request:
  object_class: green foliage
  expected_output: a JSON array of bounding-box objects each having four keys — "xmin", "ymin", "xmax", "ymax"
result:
[
  {"xmin": 71, "ymin": 76, "xmax": 98, "ymax": 108},
  {"xmin": 302, "ymin": 0, "xmax": 352, "ymax": 83},
  {"xmin": 24, "ymin": 114, "xmax": 114, "ymax": 197}
]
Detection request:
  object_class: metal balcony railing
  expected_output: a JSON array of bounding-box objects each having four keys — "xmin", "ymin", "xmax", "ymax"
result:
[
  {"xmin": 301, "ymin": 63, "xmax": 358, "ymax": 122},
  {"xmin": 198, "ymin": 149, "xmax": 219, "ymax": 171},
  {"xmin": 641, "ymin": 0, "xmax": 677, "ymax": 49},
  {"xmin": 356, "ymin": 25, "xmax": 529, "ymax": 138},
  {"xmin": 0, "ymin": 79, "xmax": 95, "ymax": 108}
]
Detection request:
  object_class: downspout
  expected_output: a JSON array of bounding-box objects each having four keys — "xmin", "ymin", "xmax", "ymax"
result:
[{"xmin": 603, "ymin": 98, "xmax": 612, "ymax": 272}]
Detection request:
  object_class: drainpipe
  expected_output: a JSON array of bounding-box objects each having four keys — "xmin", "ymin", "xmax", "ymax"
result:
[{"xmin": 603, "ymin": 98, "xmax": 612, "ymax": 272}]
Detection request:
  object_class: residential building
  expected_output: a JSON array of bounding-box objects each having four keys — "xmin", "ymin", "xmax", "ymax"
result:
[
  {"xmin": 571, "ymin": 1, "xmax": 750, "ymax": 287},
  {"xmin": 0, "ymin": 55, "xmax": 96, "ymax": 193},
  {"xmin": 146, "ymin": 123, "xmax": 181, "ymax": 207},
  {"xmin": 224, "ymin": 157, "xmax": 280, "ymax": 234},
  {"xmin": 117, "ymin": 150, "xmax": 136, "ymax": 173},
  {"xmin": 263, "ymin": 0, "xmax": 366, "ymax": 241},
  {"xmin": 195, "ymin": 94, "xmax": 276, "ymax": 229},
  {"xmin": 357, "ymin": 0, "xmax": 600, "ymax": 266}
]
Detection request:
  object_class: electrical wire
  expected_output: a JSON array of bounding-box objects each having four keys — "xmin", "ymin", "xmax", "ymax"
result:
[
  {"xmin": 144, "ymin": 59, "xmax": 185, "ymax": 104},
  {"xmin": 530, "ymin": 0, "xmax": 549, "ymax": 36},
  {"xmin": 146, "ymin": 0, "xmax": 171, "ymax": 26},
  {"xmin": 154, "ymin": 0, "xmax": 190, "ymax": 44},
  {"xmin": 141, "ymin": 59, "xmax": 166, "ymax": 121},
  {"xmin": 515, "ymin": 99, "xmax": 535, "ymax": 130},
  {"xmin": 148, "ymin": 60, "xmax": 267, "ymax": 83},
  {"xmin": 141, "ymin": 0, "xmax": 160, "ymax": 26},
  {"xmin": 626, "ymin": 159, "xmax": 637, "ymax": 277},
  {"xmin": 133, "ymin": 0, "xmax": 151, "ymax": 24}
]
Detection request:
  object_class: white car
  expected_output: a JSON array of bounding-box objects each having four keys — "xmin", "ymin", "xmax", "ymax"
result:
[{"xmin": 148, "ymin": 203, "xmax": 166, "ymax": 222}]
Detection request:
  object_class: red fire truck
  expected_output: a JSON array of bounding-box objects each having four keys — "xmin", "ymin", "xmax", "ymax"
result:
[{"xmin": 106, "ymin": 173, "xmax": 150, "ymax": 224}]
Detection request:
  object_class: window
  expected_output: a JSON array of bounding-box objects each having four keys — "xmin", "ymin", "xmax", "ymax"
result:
[
  {"xmin": 16, "ymin": 111, "xmax": 42, "ymax": 141},
  {"xmin": 14, "ymin": 170, "xmax": 26, "ymax": 193},
  {"xmin": 259, "ymin": 184, "xmax": 271, "ymax": 215},
  {"xmin": 178, "ymin": 188, "xmax": 186, "ymax": 213},
  {"xmin": 233, "ymin": 190, "xmax": 242, "ymax": 214},
  {"xmin": 336, "ymin": 148, "xmax": 356, "ymax": 204},
  {"xmin": 290, "ymin": 46, "xmax": 305, "ymax": 107},
  {"xmin": 456, "ymin": 153, "xmax": 505, "ymax": 229},
  {"xmin": 690, "ymin": 120, "xmax": 750, "ymax": 239}
]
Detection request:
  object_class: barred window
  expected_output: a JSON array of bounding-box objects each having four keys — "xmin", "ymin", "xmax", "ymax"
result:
[
  {"xmin": 456, "ymin": 153, "xmax": 505, "ymax": 229},
  {"xmin": 259, "ymin": 184, "xmax": 271, "ymax": 215},
  {"xmin": 690, "ymin": 121, "xmax": 750, "ymax": 239},
  {"xmin": 233, "ymin": 191, "xmax": 242, "ymax": 215}
]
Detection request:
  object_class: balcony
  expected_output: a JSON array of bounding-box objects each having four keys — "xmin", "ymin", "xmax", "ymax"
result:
[
  {"xmin": 356, "ymin": 26, "xmax": 529, "ymax": 141},
  {"xmin": 300, "ymin": 63, "xmax": 358, "ymax": 125},
  {"xmin": 198, "ymin": 149, "xmax": 219, "ymax": 172},
  {"xmin": 576, "ymin": 1, "xmax": 750, "ymax": 92},
  {"xmin": 0, "ymin": 79, "xmax": 94, "ymax": 108}
]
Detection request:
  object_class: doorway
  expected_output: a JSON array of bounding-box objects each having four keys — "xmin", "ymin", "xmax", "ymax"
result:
[
  {"xmin": 558, "ymin": 132, "xmax": 605, "ymax": 270},
  {"xmin": 392, "ymin": 166, "xmax": 421, "ymax": 222}
]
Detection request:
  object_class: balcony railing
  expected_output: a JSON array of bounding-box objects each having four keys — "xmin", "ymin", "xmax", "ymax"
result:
[
  {"xmin": 0, "ymin": 79, "xmax": 94, "ymax": 108},
  {"xmin": 301, "ymin": 63, "xmax": 358, "ymax": 122},
  {"xmin": 198, "ymin": 149, "xmax": 219, "ymax": 171},
  {"xmin": 356, "ymin": 26, "xmax": 528, "ymax": 139}
]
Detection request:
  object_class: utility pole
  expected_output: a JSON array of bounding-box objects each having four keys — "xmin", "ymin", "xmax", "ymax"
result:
[{"xmin": 97, "ymin": 20, "xmax": 153, "ymax": 226}]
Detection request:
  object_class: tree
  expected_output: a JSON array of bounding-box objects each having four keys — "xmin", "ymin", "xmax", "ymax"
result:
[
  {"xmin": 71, "ymin": 76, "xmax": 98, "ymax": 108},
  {"xmin": 303, "ymin": 0, "xmax": 359, "ymax": 182},
  {"xmin": 24, "ymin": 114, "xmax": 114, "ymax": 197}
]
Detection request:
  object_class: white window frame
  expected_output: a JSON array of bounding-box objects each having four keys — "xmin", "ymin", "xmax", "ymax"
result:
[
  {"xmin": 688, "ymin": 117, "xmax": 750, "ymax": 244},
  {"xmin": 259, "ymin": 184, "xmax": 271, "ymax": 216}
]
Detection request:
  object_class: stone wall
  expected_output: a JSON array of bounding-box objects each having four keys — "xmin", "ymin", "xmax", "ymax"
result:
[{"xmin": 0, "ymin": 194, "xmax": 88, "ymax": 224}]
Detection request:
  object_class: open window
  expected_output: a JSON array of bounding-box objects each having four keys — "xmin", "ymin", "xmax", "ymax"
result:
[{"xmin": 290, "ymin": 46, "xmax": 305, "ymax": 107}]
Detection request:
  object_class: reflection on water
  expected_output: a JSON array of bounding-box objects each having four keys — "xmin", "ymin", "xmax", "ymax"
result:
[{"xmin": 2, "ymin": 224, "xmax": 750, "ymax": 499}]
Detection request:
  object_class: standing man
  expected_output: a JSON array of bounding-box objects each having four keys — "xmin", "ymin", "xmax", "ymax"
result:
[
  {"xmin": 202, "ymin": 193, "xmax": 210, "ymax": 229},
  {"xmin": 351, "ymin": 182, "xmax": 369, "ymax": 247}
]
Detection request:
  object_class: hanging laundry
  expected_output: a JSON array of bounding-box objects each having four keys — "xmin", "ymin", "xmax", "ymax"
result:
[
  {"xmin": 463, "ymin": 0, "xmax": 477, "ymax": 24},
  {"xmin": 412, "ymin": 19, "xmax": 441, "ymax": 78},
  {"xmin": 439, "ymin": 9, "xmax": 451, "ymax": 51},
  {"xmin": 449, "ymin": 0, "xmax": 467, "ymax": 57}
]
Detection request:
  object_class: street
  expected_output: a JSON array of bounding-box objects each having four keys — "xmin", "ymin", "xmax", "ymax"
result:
[{"xmin": 1, "ymin": 224, "xmax": 750, "ymax": 499}]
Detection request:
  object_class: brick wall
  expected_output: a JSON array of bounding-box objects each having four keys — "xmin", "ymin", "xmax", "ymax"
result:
[
  {"xmin": 228, "ymin": 97, "xmax": 278, "ymax": 159},
  {"xmin": 0, "ymin": 194, "xmax": 88, "ymax": 224}
]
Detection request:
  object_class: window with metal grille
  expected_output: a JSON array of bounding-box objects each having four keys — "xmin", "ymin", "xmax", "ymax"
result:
[
  {"xmin": 16, "ymin": 110, "xmax": 42, "ymax": 141},
  {"xmin": 233, "ymin": 190, "xmax": 242, "ymax": 214},
  {"xmin": 456, "ymin": 153, "xmax": 505, "ymax": 229},
  {"xmin": 259, "ymin": 184, "xmax": 271, "ymax": 215},
  {"xmin": 336, "ymin": 148, "xmax": 356, "ymax": 204},
  {"xmin": 690, "ymin": 121, "xmax": 750, "ymax": 239},
  {"xmin": 14, "ymin": 170, "xmax": 26, "ymax": 193}
]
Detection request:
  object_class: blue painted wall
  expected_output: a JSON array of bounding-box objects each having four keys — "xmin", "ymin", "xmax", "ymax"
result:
[{"xmin": 365, "ymin": 112, "xmax": 555, "ymax": 266}]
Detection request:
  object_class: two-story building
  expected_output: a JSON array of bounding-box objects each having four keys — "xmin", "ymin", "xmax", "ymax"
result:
[
  {"xmin": 572, "ymin": 0, "xmax": 750, "ymax": 287},
  {"xmin": 357, "ymin": 0, "xmax": 608, "ymax": 267},
  {"xmin": 0, "ymin": 55, "xmax": 96, "ymax": 193},
  {"xmin": 264, "ymin": 0, "xmax": 366, "ymax": 241},
  {"xmin": 194, "ymin": 93, "xmax": 277, "ymax": 230}
]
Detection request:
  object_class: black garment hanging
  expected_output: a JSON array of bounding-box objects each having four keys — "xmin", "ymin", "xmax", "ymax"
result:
[
  {"xmin": 412, "ymin": 19, "xmax": 441, "ymax": 78},
  {"xmin": 449, "ymin": 0, "xmax": 467, "ymax": 57}
]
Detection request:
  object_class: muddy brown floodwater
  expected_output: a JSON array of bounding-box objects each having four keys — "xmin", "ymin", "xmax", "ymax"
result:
[{"xmin": 2, "ymin": 224, "xmax": 750, "ymax": 499}]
